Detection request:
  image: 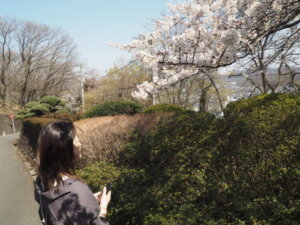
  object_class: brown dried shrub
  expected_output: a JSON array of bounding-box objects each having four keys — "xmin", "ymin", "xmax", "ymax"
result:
[{"xmin": 74, "ymin": 112, "xmax": 172, "ymax": 166}]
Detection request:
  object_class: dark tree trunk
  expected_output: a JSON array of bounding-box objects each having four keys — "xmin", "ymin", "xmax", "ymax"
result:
[{"xmin": 199, "ymin": 88, "xmax": 207, "ymax": 112}]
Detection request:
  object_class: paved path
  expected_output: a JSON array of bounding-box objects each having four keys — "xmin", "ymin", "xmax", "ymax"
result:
[{"xmin": 0, "ymin": 134, "xmax": 41, "ymax": 225}]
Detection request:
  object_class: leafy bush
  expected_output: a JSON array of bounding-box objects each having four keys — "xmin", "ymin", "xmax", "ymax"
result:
[
  {"xmin": 77, "ymin": 162, "xmax": 121, "ymax": 193},
  {"xmin": 77, "ymin": 93, "xmax": 300, "ymax": 225},
  {"xmin": 16, "ymin": 112, "xmax": 36, "ymax": 120},
  {"xmin": 143, "ymin": 103, "xmax": 185, "ymax": 113},
  {"xmin": 82, "ymin": 101, "xmax": 142, "ymax": 118},
  {"xmin": 24, "ymin": 101, "xmax": 39, "ymax": 109},
  {"xmin": 55, "ymin": 109, "xmax": 69, "ymax": 114},
  {"xmin": 41, "ymin": 103, "xmax": 51, "ymax": 109},
  {"xmin": 40, "ymin": 96, "xmax": 61, "ymax": 106},
  {"xmin": 17, "ymin": 109, "xmax": 28, "ymax": 115},
  {"xmin": 109, "ymin": 111, "xmax": 216, "ymax": 225},
  {"xmin": 16, "ymin": 96, "xmax": 69, "ymax": 119},
  {"xmin": 23, "ymin": 112, "xmax": 36, "ymax": 119},
  {"xmin": 29, "ymin": 104, "xmax": 50, "ymax": 115}
]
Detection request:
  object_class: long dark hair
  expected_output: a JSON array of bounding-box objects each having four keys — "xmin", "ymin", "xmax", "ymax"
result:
[{"xmin": 36, "ymin": 120, "xmax": 77, "ymax": 190}]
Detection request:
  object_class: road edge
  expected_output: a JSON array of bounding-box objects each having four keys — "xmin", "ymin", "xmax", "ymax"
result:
[{"xmin": 11, "ymin": 135, "xmax": 38, "ymax": 181}]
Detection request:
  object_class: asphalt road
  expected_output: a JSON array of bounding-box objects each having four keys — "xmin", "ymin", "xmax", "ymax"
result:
[{"xmin": 0, "ymin": 134, "xmax": 41, "ymax": 225}]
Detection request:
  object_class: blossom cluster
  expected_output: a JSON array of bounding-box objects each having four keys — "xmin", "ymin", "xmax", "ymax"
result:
[{"xmin": 112, "ymin": 0, "xmax": 300, "ymax": 99}]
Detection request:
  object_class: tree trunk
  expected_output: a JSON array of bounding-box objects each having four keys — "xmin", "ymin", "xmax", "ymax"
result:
[
  {"xmin": 0, "ymin": 76, "xmax": 7, "ymax": 106},
  {"xmin": 206, "ymin": 74, "xmax": 224, "ymax": 112},
  {"xmin": 199, "ymin": 88, "xmax": 207, "ymax": 112}
]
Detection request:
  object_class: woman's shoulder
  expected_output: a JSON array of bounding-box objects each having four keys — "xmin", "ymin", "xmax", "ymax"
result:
[
  {"xmin": 64, "ymin": 177, "xmax": 99, "ymax": 212},
  {"xmin": 65, "ymin": 177, "xmax": 92, "ymax": 193}
]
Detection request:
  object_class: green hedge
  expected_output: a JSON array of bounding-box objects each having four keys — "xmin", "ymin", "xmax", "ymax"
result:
[
  {"xmin": 21, "ymin": 117, "xmax": 57, "ymax": 152},
  {"xmin": 78, "ymin": 93, "xmax": 300, "ymax": 225},
  {"xmin": 143, "ymin": 104, "xmax": 185, "ymax": 113},
  {"xmin": 82, "ymin": 101, "xmax": 142, "ymax": 118},
  {"xmin": 77, "ymin": 162, "xmax": 121, "ymax": 193}
]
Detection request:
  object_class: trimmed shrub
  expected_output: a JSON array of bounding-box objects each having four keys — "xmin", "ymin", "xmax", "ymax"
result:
[
  {"xmin": 77, "ymin": 162, "xmax": 121, "ymax": 193},
  {"xmin": 82, "ymin": 101, "xmax": 142, "ymax": 119},
  {"xmin": 16, "ymin": 112, "xmax": 36, "ymax": 120},
  {"xmin": 109, "ymin": 111, "xmax": 216, "ymax": 225},
  {"xmin": 23, "ymin": 112, "xmax": 37, "ymax": 119},
  {"xmin": 16, "ymin": 96, "xmax": 69, "ymax": 119},
  {"xmin": 40, "ymin": 96, "xmax": 62, "ymax": 106},
  {"xmin": 41, "ymin": 103, "xmax": 51, "ymax": 109},
  {"xmin": 143, "ymin": 103, "xmax": 185, "ymax": 113},
  {"xmin": 77, "ymin": 93, "xmax": 300, "ymax": 225},
  {"xmin": 75, "ymin": 112, "xmax": 172, "ymax": 166},
  {"xmin": 55, "ymin": 109, "xmax": 69, "ymax": 114},
  {"xmin": 24, "ymin": 101, "xmax": 39, "ymax": 109},
  {"xmin": 17, "ymin": 109, "xmax": 28, "ymax": 115},
  {"xmin": 29, "ymin": 104, "xmax": 50, "ymax": 115}
]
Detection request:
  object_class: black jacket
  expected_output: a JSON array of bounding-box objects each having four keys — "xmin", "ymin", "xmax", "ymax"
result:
[{"xmin": 34, "ymin": 177, "xmax": 109, "ymax": 225}]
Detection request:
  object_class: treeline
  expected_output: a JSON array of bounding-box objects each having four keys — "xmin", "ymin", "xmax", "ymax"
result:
[{"xmin": 0, "ymin": 17, "xmax": 80, "ymax": 107}]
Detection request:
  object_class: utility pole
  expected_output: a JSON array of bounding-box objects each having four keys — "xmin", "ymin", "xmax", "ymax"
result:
[{"xmin": 80, "ymin": 65, "xmax": 85, "ymax": 112}]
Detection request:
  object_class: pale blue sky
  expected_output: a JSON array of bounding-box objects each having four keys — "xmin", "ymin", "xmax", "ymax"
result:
[{"xmin": 0, "ymin": 0, "xmax": 170, "ymax": 73}]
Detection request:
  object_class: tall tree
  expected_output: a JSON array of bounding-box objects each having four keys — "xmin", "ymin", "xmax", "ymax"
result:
[
  {"xmin": 0, "ymin": 18, "xmax": 81, "ymax": 107},
  {"xmin": 0, "ymin": 18, "xmax": 15, "ymax": 106},
  {"xmin": 112, "ymin": 0, "xmax": 300, "ymax": 105},
  {"xmin": 84, "ymin": 63, "xmax": 150, "ymax": 109}
]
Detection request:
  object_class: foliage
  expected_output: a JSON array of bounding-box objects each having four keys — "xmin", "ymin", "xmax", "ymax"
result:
[
  {"xmin": 16, "ymin": 96, "xmax": 69, "ymax": 119},
  {"xmin": 109, "ymin": 111, "xmax": 216, "ymax": 225},
  {"xmin": 113, "ymin": 0, "xmax": 300, "ymax": 99},
  {"xmin": 24, "ymin": 101, "xmax": 39, "ymax": 109},
  {"xmin": 29, "ymin": 104, "xmax": 50, "ymax": 115},
  {"xmin": 143, "ymin": 104, "xmax": 185, "ymax": 113},
  {"xmin": 41, "ymin": 103, "xmax": 51, "ymax": 109},
  {"xmin": 40, "ymin": 96, "xmax": 62, "ymax": 106},
  {"xmin": 82, "ymin": 101, "xmax": 142, "ymax": 119},
  {"xmin": 78, "ymin": 93, "xmax": 300, "ymax": 224},
  {"xmin": 23, "ymin": 112, "xmax": 36, "ymax": 119},
  {"xmin": 77, "ymin": 162, "xmax": 121, "ymax": 193},
  {"xmin": 55, "ymin": 109, "xmax": 69, "ymax": 114},
  {"xmin": 84, "ymin": 64, "xmax": 150, "ymax": 109},
  {"xmin": 0, "ymin": 17, "xmax": 80, "ymax": 107},
  {"xmin": 74, "ymin": 113, "xmax": 171, "ymax": 167}
]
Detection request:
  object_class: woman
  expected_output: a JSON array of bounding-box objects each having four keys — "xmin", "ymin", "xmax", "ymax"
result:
[{"xmin": 34, "ymin": 120, "xmax": 111, "ymax": 225}]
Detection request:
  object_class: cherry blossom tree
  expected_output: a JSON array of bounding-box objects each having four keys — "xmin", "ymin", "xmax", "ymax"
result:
[
  {"xmin": 112, "ymin": 0, "xmax": 300, "ymax": 103},
  {"xmin": 238, "ymin": 26, "xmax": 300, "ymax": 95}
]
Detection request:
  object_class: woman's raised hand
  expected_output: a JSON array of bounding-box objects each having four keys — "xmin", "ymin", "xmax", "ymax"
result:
[
  {"xmin": 99, "ymin": 187, "xmax": 111, "ymax": 218},
  {"xmin": 93, "ymin": 191, "xmax": 102, "ymax": 203}
]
